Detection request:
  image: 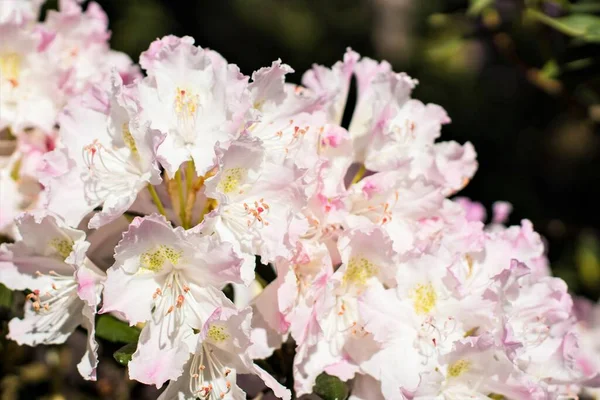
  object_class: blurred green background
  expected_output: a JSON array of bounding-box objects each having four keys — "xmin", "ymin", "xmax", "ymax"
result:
[{"xmin": 3, "ymin": 0, "xmax": 600, "ymax": 398}]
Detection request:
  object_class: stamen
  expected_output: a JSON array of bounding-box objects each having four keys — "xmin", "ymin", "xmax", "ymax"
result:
[{"xmin": 244, "ymin": 199, "xmax": 270, "ymax": 227}]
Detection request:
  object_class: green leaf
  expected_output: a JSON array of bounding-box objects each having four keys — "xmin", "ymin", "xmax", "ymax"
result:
[
  {"xmin": 576, "ymin": 233, "xmax": 600, "ymax": 291},
  {"xmin": 113, "ymin": 342, "xmax": 137, "ymax": 366},
  {"xmin": 468, "ymin": 0, "xmax": 493, "ymax": 16},
  {"xmin": 96, "ymin": 315, "xmax": 140, "ymax": 343},
  {"xmin": 0, "ymin": 283, "xmax": 12, "ymax": 308},
  {"xmin": 554, "ymin": 14, "xmax": 600, "ymax": 42},
  {"xmin": 313, "ymin": 373, "xmax": 349, "ymax": 400},
  {"xmin": 540, "ymin": 60, "xmax": 560, "ymax": 80},
  {"xmin": 527, "ymin": 9, "xmax": 600, "ymax": 42}
]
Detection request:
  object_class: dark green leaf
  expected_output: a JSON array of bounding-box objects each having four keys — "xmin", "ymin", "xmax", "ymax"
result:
[
  {"xmin": 96, "ymin": 315, "xmax": 140, "ymax": 343},
  {"xmin": 113, "ymin": 342, "xmax": 137, "ymax": 366},
  {"xmin": 313, "ymin": 373, "xmax": 349, "ymax": 400},
  {"xmin": 0, "ymin": 283, "xmax": 12, "ymax": 308}
]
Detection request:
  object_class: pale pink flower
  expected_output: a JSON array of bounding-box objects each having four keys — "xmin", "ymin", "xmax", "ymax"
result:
[
  {"xmin": 100, "ymin": 214, "xmax": 243, "ymax": 387},
  {"xmin": 136, "ymin": 36, "xmax": 250, "ymax": 176},
  {"xmin": 44, "ymin": 73, "xmax": 163, "ymax": 228},
  {"xmin": 0, "ymin": 212, "xmax": 105, "ymax": 380},
  {"xmin": 158, "ymin": 304, "xmax": 291, "ymax": 400}
]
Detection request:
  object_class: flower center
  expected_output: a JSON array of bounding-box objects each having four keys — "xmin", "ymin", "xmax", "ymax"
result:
[
  {"xmin": 174, "ymin": 87, "xmax": 200, "ymax": 143},
  {"xmin": 411, "ymin": 283, "xmax": 437, "ymax": 315},
  {"xmin": 217, "ymin": 168, "xmax": 247, "ymax": 194},
  {"xmin": 140, "ymin": 245, "xmax": 182, "ymax": 273},
  {"xmin": 343, "ymin": 256, "xmax": 378, "ymax": 286},
  {"xmin": 175, "ymin": 87, "xmax": 199, "ymax": 117},
  {"xmin": 447, "ymin": 359, "xmax": 471, "ymax": 378},
  {"xmin": 0, "ymin": 52, "xmax": 21, "ymax": 88},
  {"xmin": 48, "ymin": 238, "xmax": 74, "ymax": 260},
  {"xmin": 207, "ymin": 325, "xmax": 230, "ymax": 343}
]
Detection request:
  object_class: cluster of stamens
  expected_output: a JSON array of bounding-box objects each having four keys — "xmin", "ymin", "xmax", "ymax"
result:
[
  {"xmin": 152, "ymin": 274, "xmax": 191, "ymax": 316},
  {"xmin": 174, "ymin": 88, "xmax": 199, "ymax": 117},
  {"xmin": 189, "ymin": 345, "xmax": 233, "ymax": 400},
  {"xmin": 26, "ymin": 270, "xmax": 76, "ymax": 314},
  {"xmin": 244, "ymin": 199, "xmax": 270, "ymax": 227}
]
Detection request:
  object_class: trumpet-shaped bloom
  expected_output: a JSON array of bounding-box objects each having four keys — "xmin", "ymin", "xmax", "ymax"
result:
[
  {"xmin": 202, "ymin": 137, "xmax": 307, "ymax": 281},
  {"xmin": 101, "ymin": 214, "xmax": 243, "ymax": 387},
  {"xmin": 158, "ymin": 304, "xmax": 291, "ymax": 400},
  {"xmin": 44, "ymin": 73, "xmax": 163, "ymax": 228},
  {"xmin": 136, "ymin": 36, "xmax": 250, "ymax": 177},
  {"xmin": 0, "ymin": 212, "xmax": 105, "ymax": 380}
]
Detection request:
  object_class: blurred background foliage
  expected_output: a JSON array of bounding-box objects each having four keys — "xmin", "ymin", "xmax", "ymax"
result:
[{"xmin": 2, "ymin": 0, "xmax": 600, "ymax": 398}]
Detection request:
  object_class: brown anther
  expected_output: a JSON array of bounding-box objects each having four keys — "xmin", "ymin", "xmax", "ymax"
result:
[
  {"xmin": 35, "ymin": 271, "xmax": 43, "ymax": 276},
  {"xmin": 43, "ymin": 304, "xmax": 50, "ymax": 311},
  {"xmin": 51, "ymin": 283, "xmax": 58, "ymax": 290},
  {"xmin": 166, "ymin": 305, "xmax": 174, "ymax": 315},
  {"xmin": 183, "ymin": 285, "xmax": 190, "ymax": 293},
  {"xmin": 49, "ymin": 270, "xmax": 57, "ymax": 276},
  {"xmin": 33, "ymin": 302, "xmax": 40, "ymax": 312},
  {"xmin": 226, "ymin": 381, "xmax": 231, "ymax": 388},
  {"xmin": 224, "ymin": 368, "xmax": 231, "ymax": 376},
  {"xmin": 199, "ymin": 365, "xmax": 206, "ymax": 370}
]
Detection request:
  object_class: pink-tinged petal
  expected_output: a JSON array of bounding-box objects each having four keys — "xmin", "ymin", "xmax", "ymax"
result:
[
  {"xmin": 253, "ymin": 363, "xmax": 291, "ymax": 400},
  {"xmin": 182, "ymin": 234, "xmax": 244, "ymax": 288},
  {"xmin": 77, "ymin": 304, "xmax": 99, "ymax": 381},
  {"xmin": 455, "ymin": 197, "xmax": 487, "ymax": 223},
  {"xmin": 0, "ymin": 212, "xmax": 88, "ymax": 291},
  {"xmin": 293, "ymin": 340, "xmax": 342, "ymax": 397},
  {"xmin": 88, "ymin": 192, "xmax": 138, "ymax": 229},
  {"xmin": 255, "ymin": 279, "xmax": 289, "ymax": 335},
  {"xmin": 302, "ymin": 48, "xmax": 358, "ymax": 124},
  {"xmin": 128, "ymin": 318, "xmax": 191, "ymax": 388},
  {"xmin": 249, "ymin": 59, "xmax": 294, "ymax": 111},
  {"xmin": 75, "ymin": 260, "xmax": 105, "ymax": 308},
  {"xmin": 492, "ymin": 201, "xmax": 513, "ymax": 224},
  {"xmin": 0, "ymin": 242, "xmax": 69, "ymax": 291},
  {"xmin": 432, "ymin": 141, "xmax": 478, "ymax": 194},
  {"xmin": 100, "ymin": 266, "xmax": 157, "ymax": 325},
  {"xmin": 324, "ymin": 358, "xmax": 359, "ymax": 381},
  {"xmin": 248, "ymin": 304, "xmax": 284, "ymax": 360}
]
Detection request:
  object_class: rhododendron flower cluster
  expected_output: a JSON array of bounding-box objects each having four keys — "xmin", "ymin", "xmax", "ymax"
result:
[{"xmin": 1, "ymin": 2, "xmax": 599, "ymax": 399}]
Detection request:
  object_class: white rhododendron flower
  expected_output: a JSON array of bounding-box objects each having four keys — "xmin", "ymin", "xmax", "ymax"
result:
[
  {"xmin": 0, "ymin": 15, "xmax": 598, "ymax": 400},
  {"xmin": 0, "ymin": 212, "xmax": 105, "ymax": 380}
]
